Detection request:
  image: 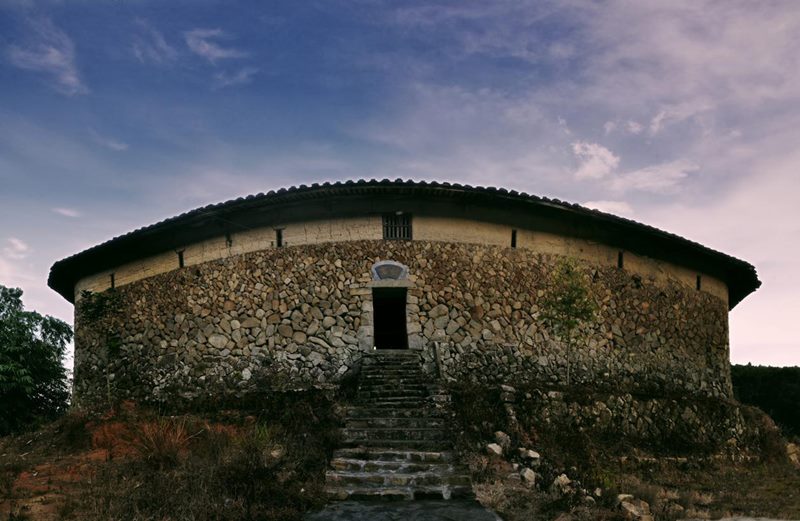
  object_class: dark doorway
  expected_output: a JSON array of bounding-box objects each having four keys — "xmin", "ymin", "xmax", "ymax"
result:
[{"xmin": 373, "ymin": 288, "xmax": 408, "ymax": 349}]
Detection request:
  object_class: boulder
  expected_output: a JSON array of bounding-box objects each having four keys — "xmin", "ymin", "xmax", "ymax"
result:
[
  {"xmin": 518, "ymin": 448, "xmax": 540, "ymax": 464},
  {"xmin": 520, "ymin": 467, "xmax": 536, "ymax": 486},
  {"xmin": 787, "ymin": 442, "xmax": 800, "ymax": 468},
  {"xmin": 494, "ymin": 431, "xmax": 511, "ymax": 450},
  {"xmin": 486, "ymin": 443, "xmax": 503, "ymax": 456},
  {"xmin": 618, "ymin": 498, "xmax": 653, "ymax": 521},
  {"xmin": 550, "ymin": 474, "xmax": 573, "ymax": 497}
]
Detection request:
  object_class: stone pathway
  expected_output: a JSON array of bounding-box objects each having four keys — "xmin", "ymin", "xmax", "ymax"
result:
[
  {"xmin": 305, "ymin": 500, "xmax": 501, "ymax": 521},
  {"xmin": 325, "ymin": 350, "xmax": 473, "ymax": 500}
]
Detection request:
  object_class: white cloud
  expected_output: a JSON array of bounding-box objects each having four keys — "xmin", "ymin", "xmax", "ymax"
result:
[
  {"xmin": 213, "ymin": 67, "xmax": 258, "ymax": 89},
  {"xmin": 89, "ymin": 128, "xmax": 128, "ymax": 151},
  {"xmin": 571, "ymin": 141, "xmax": 619, "ymax": 180},
  {"xmin": 132, "ymin": 19, "xmax": 178, "ymax": 65},
  {"xmin": 626, "ymin": 120, "xmax": 643, "ymax": 134},
  {"xmin": 52, "ymin": 207, "xmax": 80, "ymax": 218},
  {"xmin": 582, "ymin": 200, "xmax": 634, "ymax": 218},
  {"xmin": 3, "ymin": 237, "xmax": 30, "ymax": 260},
  {"xmin": 6, "ymin": 18, "xmax": 87, "ymax": 95},
  {"xmin": 184, "ymin": 29, "xmax": 246, "ymax": 63},
  {"xmin": 611, "ymin": 160, "xmax": 698, "ymax": 194},
  {"xmin": 603, "ymin": 121, "xmax": 616, "ymax": 134}
]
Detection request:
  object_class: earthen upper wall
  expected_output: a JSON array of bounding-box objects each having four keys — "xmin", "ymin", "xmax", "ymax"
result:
[{"xmin": 74, "ymin": 216, "xmax": 728, "ymax": 303}]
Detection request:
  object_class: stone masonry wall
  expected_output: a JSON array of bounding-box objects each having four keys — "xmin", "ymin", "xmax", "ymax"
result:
[{"xmin": 73, "ymin": 240, "xmax": 732, "ymax": 408}]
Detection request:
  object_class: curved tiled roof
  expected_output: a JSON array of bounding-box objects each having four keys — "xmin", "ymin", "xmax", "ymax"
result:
[{"xmin": 48, "ymin": 178, "xmax": 760, "ymax": 308}]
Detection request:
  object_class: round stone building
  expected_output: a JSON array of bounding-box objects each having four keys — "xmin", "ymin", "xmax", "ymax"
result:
[{"xmin": 49, "ymin": 179, "xmax": 760, "ymax": 409}]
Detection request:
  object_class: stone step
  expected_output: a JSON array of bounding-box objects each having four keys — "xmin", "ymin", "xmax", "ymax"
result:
[
  {"xmin": 358, "ymin": 390, "xmax": 429, "ymax": 400},
  {"xmin": 364, "ymin": 349, "xmax": 420, "ymax": 356},
  {"xmin": 357, "ymin": 385, "xmax": 430, "ymax": 394},
  {"xmin": 342, "ymin": 439, "xmax": 452, "ymax": 450},
  {"xmin": 362, "ymin": 357, "xmax": 421, "ymax": 364},
  {"xmin": 330, "ymin": 458, "xmax": 454, "ymax": 473},
  {"xmin": 345, "ymin": 417, "xmax": 446, "ymax": 429},
  {"xmin": 325, "ymin": 484, "xmax": 474, "ymax": 501},
  {"xmin": 346, "ymin": 406, "xmax": 446, "ymax": 418},
  {"xmin": 360, "ymin": 368, "xmax": 424, "ymax": 375},
  {"xmin": 359, "ymin": 377, "xmax": 428, "ymax": 384},
  {"xmin": 325, "ymin": 470, "xmax": 471, "ymax": 489},
  {"xmin": 332, "ymin": 448, "xmax": 454, "ymax": 463},
  {"xmin": 359, "ymin": 382, "xmax": 429, "ymax": 389},
  {"xmin": 362, "ymin": 355, "xmax": 421, "ymax": 362},
  {"xmin": 364, "ymin": 355, "xmax": 420, "ymax": 360},
  {"xmin": 342, "ymin": 427, "xmax": 448, "ymax": 442},
  {"xmin": 355, "ymin": 398, "xmax": 428, "ymax": 408},
  {"xmin": 358, "ymin": 381, "xmax": 430, "ymax": 389}
]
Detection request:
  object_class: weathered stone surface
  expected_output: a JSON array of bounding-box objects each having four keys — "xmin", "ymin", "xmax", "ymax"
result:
[
  {"xmin": 208, "ymin": 334, "xmax": 227, "ymax": 349},
  {"xmin": 72, "ymin": 239, "xmax": 734, "ymax": 413},
  {"xmin": 240, "ymin": 318, "xmax": 260, "ymax": 329}
]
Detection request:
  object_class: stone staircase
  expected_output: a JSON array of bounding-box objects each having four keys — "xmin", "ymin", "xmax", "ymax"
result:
[{"xmin": 325, "ymin": 349, "xmax": 473, "ymax": 500}]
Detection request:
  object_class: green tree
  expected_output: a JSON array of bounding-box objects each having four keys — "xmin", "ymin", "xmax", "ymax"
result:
[
  {"xmin": 0, "ymin": 284, "xmax": 72, "ymax": 435},
  {"xmin": 540, "ymin": 259, "xmax": 596, "ymax": 386}
]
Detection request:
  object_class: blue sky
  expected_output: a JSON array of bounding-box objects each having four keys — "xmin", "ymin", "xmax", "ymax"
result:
[{"xmin": 1, "ymin": 0, "xmax": 798, "ymax": 365}]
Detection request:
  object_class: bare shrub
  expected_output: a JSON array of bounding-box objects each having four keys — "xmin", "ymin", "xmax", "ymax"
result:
[{"xmin": 130, "ymin": 417, "xmax": 189, "ymax": 469}]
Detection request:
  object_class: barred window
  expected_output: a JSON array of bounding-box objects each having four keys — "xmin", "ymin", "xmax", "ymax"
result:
[{"xmin": 382, "ymin": 213, "xmax": 412, "ymax": 240}]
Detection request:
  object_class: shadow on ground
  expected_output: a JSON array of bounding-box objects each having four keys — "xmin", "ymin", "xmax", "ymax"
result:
[{"xmin": 305, "ymin": 500, "xmax": 502, "ymax": 521}]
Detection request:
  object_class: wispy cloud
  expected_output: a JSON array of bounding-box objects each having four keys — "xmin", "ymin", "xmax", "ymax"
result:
[
  {"xmin": 626, "ymin": 120, "xmax": 644, "ymax": 134},
  {"xmin": 611, "ymin": 160, "xmax": 698, "ymax": 194},
  {"xmin": 184, "ymin": 29, "xmax": 246, "ymax": 63},
  {"xmin": 3, "ymin": 237, "xmax": 30, "ymax": 260},
  {"xmin": 213, "ymin": 67, "xmax": 258, "ymax": 89},
  {"xmin": 132, "ymin": 19, "xmax": 178, "ymax": 65},
  {"xmin": 570, "ymin": 142, "xmax": 695, "ymax": 194},
  {"xmin": 6, "ymin": 18, "xmax": 87, "ymax": 95},
  {"xmin": 572, "ymin": 142, "xmax": 620, "ymax": 180},
  {"xmin": 52, "ymin": 208, "xmax": 80, "ymax": 218},
  {"xmin": 582, "ymin": 200, "xmax": 634, "ymax": 217},
  {"xmin": 89, "ymin": 128, "xmax": 128, "ymax": 151},
  {"xmin": 649, "ymin": 101, "xmax": 712, "ymax": 135}
]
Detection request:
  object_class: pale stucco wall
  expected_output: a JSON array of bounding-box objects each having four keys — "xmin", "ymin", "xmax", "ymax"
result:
[{"xmin": 74, "ymin": 214, "xmax": 728, "ymax": 303}]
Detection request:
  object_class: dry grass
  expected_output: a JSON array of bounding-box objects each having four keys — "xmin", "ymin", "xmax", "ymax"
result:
[
  {"xmin": 0, "ymin": 392, "xmax": 340, "ymax": 521},
  {"xmin": 129, "ymin": 418, "xmax": 191, "ymax": 469}
]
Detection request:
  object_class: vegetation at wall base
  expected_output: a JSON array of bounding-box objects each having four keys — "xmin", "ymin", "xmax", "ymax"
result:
[
  {"xmin": 0, "ymin": 285, "xmax": 72, "ymax": 436},
  {"xmin": 731, "ymin": 363, "xmax": 800, "ymax": 439},
  {"xmin": 449, "ymin": 382, "xmax": 800, "ymax": 521}
]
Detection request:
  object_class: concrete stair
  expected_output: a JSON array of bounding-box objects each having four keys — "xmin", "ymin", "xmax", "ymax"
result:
[{"xmin": 325, "ymin": 349, "xmax": 473, "ymax": 500}]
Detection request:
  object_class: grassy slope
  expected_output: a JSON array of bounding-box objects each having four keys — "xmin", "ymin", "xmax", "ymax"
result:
[
  {"xmin": 2, "ymin": 383, "xmax": 799, "ymax": 521},
  {"xmin": 1, "ymin": 394, "xmax": 340, "ymax": 521}
]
